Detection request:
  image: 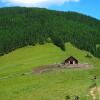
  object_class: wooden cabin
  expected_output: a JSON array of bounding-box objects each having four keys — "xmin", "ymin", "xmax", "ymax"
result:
[{"xmin": 64, "ymin": 56, "xmax": 78, "ymax": 65}]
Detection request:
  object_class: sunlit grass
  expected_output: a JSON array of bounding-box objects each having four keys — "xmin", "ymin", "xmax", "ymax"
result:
[{"xmin": 0, "ymin": 43, "xmax": 100, "ymax": 100}]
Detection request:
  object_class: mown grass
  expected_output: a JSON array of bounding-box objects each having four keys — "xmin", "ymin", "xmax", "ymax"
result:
[{"xmin": 0, "ymin": 43, "xmax": 100, "ymax": 100}]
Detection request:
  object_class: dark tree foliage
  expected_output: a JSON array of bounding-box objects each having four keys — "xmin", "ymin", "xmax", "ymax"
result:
[{"xmin": 0, "ymin": 7, "xmax": 100, "ymax": 58}]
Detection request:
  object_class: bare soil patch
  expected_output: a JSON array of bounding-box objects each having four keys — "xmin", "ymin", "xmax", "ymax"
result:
[{"xmin": 90, "ymin": 86, "xmax": 100, "ymax": 100}]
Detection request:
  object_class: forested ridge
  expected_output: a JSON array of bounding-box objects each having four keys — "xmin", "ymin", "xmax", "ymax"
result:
[{"xmin": 0, "ymin": 7, "xmax": 100, "ymax": 58}]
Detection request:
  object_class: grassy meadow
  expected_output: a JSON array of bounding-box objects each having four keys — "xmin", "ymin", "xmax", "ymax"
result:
[{"xmin": 0, "ymin": 43, "xmax": 100, "ymax": 100}]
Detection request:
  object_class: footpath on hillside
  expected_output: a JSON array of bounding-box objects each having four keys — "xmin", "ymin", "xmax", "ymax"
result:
[{"xmin": 89, "ymin": 77, "xmax": 100, "ymax": 100}]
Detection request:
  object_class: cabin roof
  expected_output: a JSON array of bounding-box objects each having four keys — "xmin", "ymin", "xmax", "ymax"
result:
[{"xmin": 65, "ymin": 56, "xmax": 78, "ymax": 62}]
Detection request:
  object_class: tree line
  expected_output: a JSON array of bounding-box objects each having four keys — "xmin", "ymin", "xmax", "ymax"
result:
[{"xmin": 0, "ymin": 7, "xmax": 100, "ymax": 58}]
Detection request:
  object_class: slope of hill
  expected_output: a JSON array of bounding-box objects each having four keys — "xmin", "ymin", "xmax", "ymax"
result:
[
  {"xmin": 0, "ymin": 43, "xmax": 100, "ymax": 100},
  {"xmin": 0, "ymin": 7, "xmax": 100, "ymax": 58}
]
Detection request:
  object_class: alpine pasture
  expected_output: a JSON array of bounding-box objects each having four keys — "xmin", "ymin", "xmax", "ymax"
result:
[{"xmin": 0, "ymin": 43, "xmax": 100, "ymax": 100}]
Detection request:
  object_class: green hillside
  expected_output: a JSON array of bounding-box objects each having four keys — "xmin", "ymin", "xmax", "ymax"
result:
[
  {"xmin": 0, "ymin": 43, "xmax": 100, "ymax": 100},
  {"xmin": 0, "ymin": 7, "xmax": 100, "ymax": 58}
]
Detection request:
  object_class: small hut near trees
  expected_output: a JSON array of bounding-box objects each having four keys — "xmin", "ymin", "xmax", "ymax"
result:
[{"xmin": 64, "ymin": 56, "xmax": 78, "ymax": 65}]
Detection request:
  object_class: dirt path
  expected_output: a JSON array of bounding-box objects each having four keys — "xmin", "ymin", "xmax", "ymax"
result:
[
  {"xmin": 90, "ymin": 86, "xmax": 97, "ymax": 100},
  {"xmin": 33, "ymin": 65, "xmax": 58, "ymax": 73},
  {"xmin": 90, "ymin": 86, "xmax": 100, "ymax": 100},
  {"xmin": 33, "ymin": 64, "xmax": 91, "ymax": 74}
]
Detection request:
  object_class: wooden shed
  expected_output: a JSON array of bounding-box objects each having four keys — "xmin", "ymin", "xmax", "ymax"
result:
[{"xmin": 64, "ymin": 56, "xmax": 78, "ymax": 65}]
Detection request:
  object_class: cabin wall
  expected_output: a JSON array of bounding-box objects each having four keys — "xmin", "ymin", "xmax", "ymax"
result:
[{"xmin": 65, "ymin": 60, "xmax": 78, "ymax": 65}]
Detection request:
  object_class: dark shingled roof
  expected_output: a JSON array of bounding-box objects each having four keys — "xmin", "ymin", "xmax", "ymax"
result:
[{"xmin": 64, "ymin": 56, "xmax": 78, "ymax": 64}]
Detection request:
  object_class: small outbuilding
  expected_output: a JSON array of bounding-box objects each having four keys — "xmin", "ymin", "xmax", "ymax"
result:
[{"xmin": 64, "ymin": 56, "xmax": 78, "ymax": 65}]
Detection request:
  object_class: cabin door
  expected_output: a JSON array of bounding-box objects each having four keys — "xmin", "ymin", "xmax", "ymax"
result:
[{"xmin": 70, "ymin": 61, "xmax": 73, "ymax": 64}]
